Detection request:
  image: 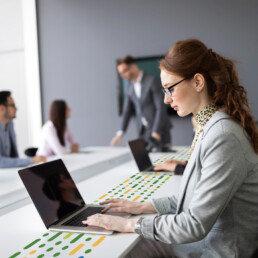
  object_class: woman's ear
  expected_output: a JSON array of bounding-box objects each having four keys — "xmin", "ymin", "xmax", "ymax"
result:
[{"xmin": 193, "ymin": 73, "xmax": 205, "ymax": 92}]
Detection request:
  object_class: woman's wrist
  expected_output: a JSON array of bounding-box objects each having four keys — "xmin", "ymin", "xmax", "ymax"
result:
[
  {"xmin": 179, "ymin": 161, "xmax": 187, "ymax": 166},
  {"xmin": 126, "ymin": 217, "xmax": 139, "ymax": 232},
  {"xmin": 141, "ymin": 201, "xmax": 156, "ymax": 213}
]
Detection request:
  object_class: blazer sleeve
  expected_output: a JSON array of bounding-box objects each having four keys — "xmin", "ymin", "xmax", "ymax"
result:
[
  {"xmin": 150, "ymin": 76, "xmax": 167, "ymax": 133},
  {"xmin": 120, "ymin": 91, "xmax": 133, "ymax": 132},
  {"xmin": 0, "ymin": 121, "xmax": 33, "ymax": 168},
  {"xmin": 0, "ymin": 155, "xmax": 33, "ymax": 168},
  {"xmin": 141, "ymin": 132, "xmax": 247, "ymax": 244},
  {"xmin": 152, "ymin": 195, "xmax": 178, "ymax": 215}
]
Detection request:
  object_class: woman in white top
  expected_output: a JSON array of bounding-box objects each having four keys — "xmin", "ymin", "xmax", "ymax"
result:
[{"xmin": 37, "ymin": 100, "xmax": 79, "ymax": 157}]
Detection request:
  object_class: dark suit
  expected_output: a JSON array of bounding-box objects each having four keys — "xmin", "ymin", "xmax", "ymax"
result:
[{"xmin": 120, "ymin": 73, "xmax": 171, "ymax": 149}]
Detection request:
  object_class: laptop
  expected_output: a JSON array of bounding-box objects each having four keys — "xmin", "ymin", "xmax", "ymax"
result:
[
  {"xmin": 128, "ymin": 139, "xmax": 165, "ymax": 172},
  {"xmin": 18, "ymin": 159, "xmax": 127, "ymax": 235}
]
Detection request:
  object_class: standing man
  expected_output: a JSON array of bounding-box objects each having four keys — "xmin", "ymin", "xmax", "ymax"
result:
[
  {"xmin": 0, "ymin": 91, "xmax": 46, "ymax": 168},
  {"xmin": 110, "ymin": 56, "xmax": 171, "ymax": 151}
]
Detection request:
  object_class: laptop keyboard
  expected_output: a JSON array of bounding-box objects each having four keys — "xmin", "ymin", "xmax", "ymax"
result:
[{"xmin": 62, "ymin": 206, "xmax": 104, "ymax": 227}]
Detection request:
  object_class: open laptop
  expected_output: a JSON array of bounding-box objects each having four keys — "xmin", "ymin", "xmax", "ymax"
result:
[
  {"xmin": 128, "ymin": 139, "xmax": 165, "ymax": 172},
  {"xmin": 18, "ymin": 159, "xmax": 127, "ymax": 235}
]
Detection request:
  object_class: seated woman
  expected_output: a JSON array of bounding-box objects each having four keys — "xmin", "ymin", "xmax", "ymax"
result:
[
  {"xmin": 82, "ymin": 39, "xmax": 258, "ymax": 258},
  {"xmin": 37, "ymin": 100, "xmax": 79, "ymax": 157}
]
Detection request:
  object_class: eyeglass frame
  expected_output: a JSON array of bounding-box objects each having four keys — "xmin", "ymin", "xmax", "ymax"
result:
[
  {"xmin": 161, "ymin": 76, "xmax": 193, "ymax": 97},
  {"xmin": 4, "ymin": 103, "xmax": 16, "ymax": 108},
  {"xmin": 118, "ymin": 65, "xmax": 132, "ymax": 76}
]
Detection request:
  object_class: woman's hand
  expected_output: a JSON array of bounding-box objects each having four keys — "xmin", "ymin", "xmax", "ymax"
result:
[
  {"xmin": 154, "ymin": 159, "xmax": 187, "ymax": 172},
  {"xmin": 82, "ymin": 214, "xmax": 138, "ymax": 233},
  {"xmin": 100, "ymin": 199, "xmax": 156, "ymax": 214},
  {"xmin": 70, "ymin": 143, "xmax": 79, "ymax": 153}
]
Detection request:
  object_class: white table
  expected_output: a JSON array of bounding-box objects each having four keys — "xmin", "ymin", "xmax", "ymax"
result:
[
  {"xmin": 0, "ymin": 150, "xmax": 185, "ymax": 258},
  {"xmin": 0, "ymin": 146, "xmax": 131, "ymax": 214}
]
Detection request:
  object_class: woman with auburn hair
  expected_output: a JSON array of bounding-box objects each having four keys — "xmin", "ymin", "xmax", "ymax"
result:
[
  {"xmin": 37, "ymin": 100, "xmax": 79, "ymax": 157},
  {"xmin": 82, "ymin": 39, "xmax": 258, "ymax": 258}
]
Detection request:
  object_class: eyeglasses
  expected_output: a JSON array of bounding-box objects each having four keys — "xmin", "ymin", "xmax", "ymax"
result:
[
  {"xmin": 161, "ymin": 77, "xmax": 191, "ymax": 97},
  {"xmin": 118, "ymin": 66, "xmax": 130, "ymax": 76},
  {"xmin": 5, "ymin": 103, "xmax": 16, "ymax": 108}
]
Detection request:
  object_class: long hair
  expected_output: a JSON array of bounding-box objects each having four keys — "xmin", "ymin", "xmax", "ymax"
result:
[
  {"xmin": 160, "ymin": 39, "xmax": 258, "ymax": 153},
  {"xmin": 49, "ymin": 100, "xmax": 67, "ymax": 146}
]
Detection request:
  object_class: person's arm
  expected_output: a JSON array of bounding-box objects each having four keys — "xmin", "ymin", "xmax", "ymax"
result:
[
  {"xmin": 44, "ymin": 123, "xmax": 69, "ymax": 155},
  {"xmin": 110, "ymin": 89, "xmax": 133, "ymax": 146},
  {"xmin": 0, "ymin": 155, "xmax": 33, "ymax": 168},
  {"xmin": 82, "ymin": 199, "xmax": 155, "ymax": 232},
  {"xmin": 120, "ymin": 88, "xmax": 133, "ymax": 133},
  {"xmin": 154, "ymin": 159, "xmax": 187, "ymax": 173},
  {"xmin": 0, "ymin": 122, "xmax": 33, "ymax": 168},
  {"xmin": 141, "ymin": 132, "xmax": 247, "ymax": 244},
  {"xmin": 174, "ymin": 164, "xmax": 186, "ymax": 175},
  {"xmin": 66, "ymin": 126, "xmax": 77, "ymax": 145},
  {"xmin": 110, "ymin": 131, "xmax": 123, "ymax": 146},
  {"xmin": 82, "ymin": 196, "xmax": 178, "ymax": 232},
  {"xmin": 150, "ymin": 76, "xmax": 167, "ymax": 134},
  {"xmin": 66, "ymin": 126, "xmax": 79, "ymax": 152},
  {"xmin": 151, "ymin": 195, "xmax": 178, "ymax": 215}
]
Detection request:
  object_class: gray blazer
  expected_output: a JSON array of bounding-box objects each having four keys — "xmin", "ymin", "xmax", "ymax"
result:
[
  {"xmin": 141, "ymin": 110, "xmax": 258, "ymax": 258},
  {"xmin": 120, "ymin": 73, "xmax": 171, "ymax": 137}
]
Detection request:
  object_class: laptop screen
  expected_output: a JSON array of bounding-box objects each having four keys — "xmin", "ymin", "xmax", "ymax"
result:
[
  {"xmin": 18, "ymin": 159, "xmax": 85, "ymax": 228},
  {"xmin": 128, "ymin": 139, "xmax": 153, "ymax": 171}
]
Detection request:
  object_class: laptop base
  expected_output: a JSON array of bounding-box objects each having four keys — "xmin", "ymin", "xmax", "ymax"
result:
[{"xmin": 49, "ymin": 225, "xmax": 113, "ymax": 235}]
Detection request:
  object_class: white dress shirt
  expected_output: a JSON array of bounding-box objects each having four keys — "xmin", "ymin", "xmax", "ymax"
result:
[
  {"xmin": 116, "ymin": 71, "xmax": 148, "ymax": 136},
  {"xmin": 133, "ymin": 71, "xmax": 143, "ymax": 98}
]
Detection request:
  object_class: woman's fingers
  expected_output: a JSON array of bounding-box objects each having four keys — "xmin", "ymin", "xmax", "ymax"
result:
[
  {"xmin": 83, "ymin": 214, "xmax": 101, "ymax": 227},
  {"xmin": 100, "ymin": 198, "xmax": 123, "ymax": 205},
  {"xmin": 82, "ymin": 214, "xmax": 134, "ymax": 232},
  {"xmin": 113, "ymin": 207, "xmax": 126, "ymax": 213},
  {"xmin": 99, "ymin": 199, "xmax": 126, "ymax": 205},
  {"xmin": 101, "ymin": 205, "xmax": 112, "ymax": 213},
  {"xmin": 99, "ymin": 199, "xmax": 142, "ymax": 214},
  {"xmin": 101, "ymin": 203, "xmax": 121, "ymax": 213},
  {"xmin": 101, "ymin": 202, "xmax": 126, "ymax": 213},
  {"xmin": 82, "ymin": 214, "xmax": 114, "ymax": 230}
]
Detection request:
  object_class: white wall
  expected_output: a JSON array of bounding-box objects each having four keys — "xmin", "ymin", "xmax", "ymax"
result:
[{"xmin": 0, "ymin": 0, "xmax": 41, "ymax": 156}]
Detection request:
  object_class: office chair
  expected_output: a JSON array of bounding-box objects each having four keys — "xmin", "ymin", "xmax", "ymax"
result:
[{"xmin": 24, "ymin": 147, "xmax": 38, "ymax": 157}]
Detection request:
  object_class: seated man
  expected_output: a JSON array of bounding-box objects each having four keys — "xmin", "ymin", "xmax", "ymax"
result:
[{"xmin": 0, "ymin": 91, "xmax": 46, "ymax": 168}]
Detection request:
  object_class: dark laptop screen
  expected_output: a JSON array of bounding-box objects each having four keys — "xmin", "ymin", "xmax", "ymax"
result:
[
  {"xmin": 128, "ymin": 139, "xmax": 153, "ymax": 171},
  {"xmin": 18, "ymin": 159, "xmax": 85, "ymax": 228}
]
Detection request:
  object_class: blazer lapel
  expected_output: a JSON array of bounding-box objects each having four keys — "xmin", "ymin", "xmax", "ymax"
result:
[
  {"xmin": 128, "ymin": 81, "xmax": 135, "ymax": 98},
  {"xmin": 176, "ymin": 134, "xmax": 203, "ymax": 213},
  {"xmin": 176, "ymin": 111, "xmax": 230, "ymax": 213},
  {"xmin": 140, "ymin": 73, "xmax": 151, "ymax": 104}
]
